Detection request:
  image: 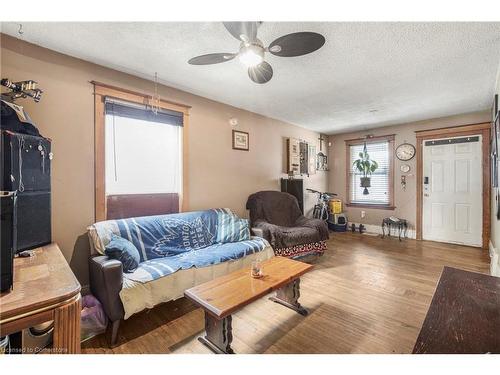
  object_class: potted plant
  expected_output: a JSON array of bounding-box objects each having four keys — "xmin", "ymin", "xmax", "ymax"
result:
[{"xmin": 353, "ymin": 143, "xmax": 379, "ymax": 195}]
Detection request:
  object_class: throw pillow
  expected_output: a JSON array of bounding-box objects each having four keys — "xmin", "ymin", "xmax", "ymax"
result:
[
  {"xmin": 217, "ymin": 213, "xmax": 251, "ymax": 243},
  {"xmin": 104, "ymin": 234, "xmax": 141, "ymax": 273}
]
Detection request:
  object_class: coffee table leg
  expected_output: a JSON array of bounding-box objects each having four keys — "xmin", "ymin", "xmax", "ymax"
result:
[
  {"xmin": 269, "ymin": 278, "xmax": 308, "ymax": 316},
  {"xmin": 198, "ymin": 311, "xmax": 234, "ymax": 354}
]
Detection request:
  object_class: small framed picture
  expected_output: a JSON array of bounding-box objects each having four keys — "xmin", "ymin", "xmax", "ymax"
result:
[{"xmin": 232, "ymin": 130, "xmax": 249, "ymax": 151}]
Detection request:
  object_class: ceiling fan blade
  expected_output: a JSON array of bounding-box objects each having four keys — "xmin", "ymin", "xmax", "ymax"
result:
[
  {"xmin": 268, "ymin": 32, "xmax": 325, "ymax": 57},
  {"xmin": 223, "ymin": 22, "xmax": 261, "ymax": 43},
  {"xmin": 248, "ymin": 61, "xmax": 273, "ymax": 84},
  {"xmin": 188, "ymin": 53, "xmax": 236, "ymax": 65}
]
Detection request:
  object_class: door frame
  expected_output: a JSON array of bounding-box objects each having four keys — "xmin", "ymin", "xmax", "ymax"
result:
[{"xmin": 415, "ymin": 123, "xmax": 490, "ymax": 249}]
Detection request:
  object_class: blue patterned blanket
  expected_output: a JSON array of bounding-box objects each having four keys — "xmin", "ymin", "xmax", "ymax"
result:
[
  {"xmin": 113, "ymin": 208, "xmax": 229, "ymax": 262},
  {"xmin": 125, "ymin": 237, "xmax": 269, "ymax": 283},
  {"xmin": 92, "ymin": 208, "xmax": 270, "ymax": 283}
]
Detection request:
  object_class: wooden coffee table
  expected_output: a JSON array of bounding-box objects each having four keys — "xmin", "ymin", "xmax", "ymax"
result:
[{"xmin": 184, "ymin": 256, "xmax": 313, "ymax": 354}]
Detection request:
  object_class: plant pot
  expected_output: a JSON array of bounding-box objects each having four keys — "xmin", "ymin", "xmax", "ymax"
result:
[
  {"xmin": 360, "ymin": 177, "xmax": 371, "ymax": 188},
  {"xmin": 360, "ymin": 177, "xmax": 371, "ymax": 195}
]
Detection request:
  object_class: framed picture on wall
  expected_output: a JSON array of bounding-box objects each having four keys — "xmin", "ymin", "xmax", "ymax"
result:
[{"xmin": 232, "ymin": 130, "xmax": 249, "ymax": 151}]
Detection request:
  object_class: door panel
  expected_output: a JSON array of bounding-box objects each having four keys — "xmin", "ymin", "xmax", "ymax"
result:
[
  {"xmin": 454, "ymin": 159, "xmax": 470, "ymax": 193},
  {"xmin": 454, "ymin": 203, "xmax": 471, "ymax": 233},
  {"xmin": 431, "ymin": 203, "xmax": 445, "ymax": 228},
  {"xmin": 422, "ymin": 135, "xmax": 482, "ymax": 247},
  {"xmin": 431, "ymin": 161, "xmax": 445, "ymax": 192},
  {"xmin": 455, "ymin": 143, "xmax": 471, "ymax": 154}
]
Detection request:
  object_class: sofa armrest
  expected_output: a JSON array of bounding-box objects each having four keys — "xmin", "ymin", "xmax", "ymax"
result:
[
  {"xmin": 251, "ymin": 227, "xmax": 265, "ymax": 238},
  {"xmin": 89, "ymin": 256, "xmax": 125, "ymax": 322}
]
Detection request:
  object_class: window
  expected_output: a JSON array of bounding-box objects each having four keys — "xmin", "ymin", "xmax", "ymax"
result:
[
  {"xmin": 94, "ymin": 82, "xmax": 189, "ymax": 221},
  {"xmin": 105, "ymin": 100, "xmax": 182, "ymax": 195},
  {"xmin": 346, "ymin": 135, "xmax": 395, "ymax": 208}
]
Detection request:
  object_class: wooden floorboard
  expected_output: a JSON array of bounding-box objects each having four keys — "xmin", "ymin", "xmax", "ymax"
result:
[{"xmin": 81, "ymin": 232, "xmax": 491, "ymax": 354}]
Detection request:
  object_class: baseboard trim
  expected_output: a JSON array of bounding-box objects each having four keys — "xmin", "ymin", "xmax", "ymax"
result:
[{"xmin": 348, "ymin": 222, "xmax": 416, "ymax": 239}]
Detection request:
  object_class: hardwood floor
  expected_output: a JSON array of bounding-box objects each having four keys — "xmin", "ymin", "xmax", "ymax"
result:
[{"xmin": 81, "ymin": 232, "xmax": 491, "ymax": 354}]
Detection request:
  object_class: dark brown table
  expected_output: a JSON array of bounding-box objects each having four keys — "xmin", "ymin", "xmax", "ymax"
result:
[{"xmin": 413, "ymin": 266, "xmax": 500, "ymax": 354}]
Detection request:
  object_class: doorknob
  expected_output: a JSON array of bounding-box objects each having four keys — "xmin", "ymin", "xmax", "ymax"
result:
[{"xmin": 424, "ymin": 176, "xmax": 429, "ymax": 184}]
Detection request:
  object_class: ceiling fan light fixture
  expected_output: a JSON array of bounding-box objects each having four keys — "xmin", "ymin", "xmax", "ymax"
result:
[
  {"xmin": 238, "ymin": 44, "xmax": 264, "ymax": 67},
  {"xmin": 188, "ymin": 22, "xmax": 326, "ymax": 84}
]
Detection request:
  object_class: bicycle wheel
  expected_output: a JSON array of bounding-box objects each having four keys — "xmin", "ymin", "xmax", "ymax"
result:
[
  {"xmin": 312, "ymin": 204, "xmax": 321, "ymax": 219},
  {"xmin": 320, "ymin": 205, "xmax": 329, "ymax": 221}
]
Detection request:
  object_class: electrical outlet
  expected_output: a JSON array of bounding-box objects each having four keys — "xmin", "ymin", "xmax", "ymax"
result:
[{"xmin": 361, "ymin": 210, "xmax": 366, "ymax": 218}]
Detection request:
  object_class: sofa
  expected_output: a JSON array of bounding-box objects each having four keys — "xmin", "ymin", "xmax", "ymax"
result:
[
  {"xmin": 88, "ymin": 208, "xmax": 274, "ymax": 346},
  {"xmin": 246, "ymin": 191, "xmax": 329, "ymax": 258}
]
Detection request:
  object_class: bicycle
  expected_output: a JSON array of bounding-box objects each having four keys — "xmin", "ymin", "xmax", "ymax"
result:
[{"xmin": 306, "ymin": 188, "xmax": 337, "ymax": 221}]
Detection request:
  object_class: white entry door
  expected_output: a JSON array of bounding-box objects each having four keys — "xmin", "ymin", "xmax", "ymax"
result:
[{"xmin": 422, "ymin": 135, "xmax": 482, "ymax": 247}]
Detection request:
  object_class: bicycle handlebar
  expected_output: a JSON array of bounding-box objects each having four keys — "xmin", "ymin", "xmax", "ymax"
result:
[
  {"xmin": 306, "ymin": 188, "xmax": 337, "ymax": 196},
  {"xmin": 306, "ymin": 188, "xmax": 319, "ymax": 194}
]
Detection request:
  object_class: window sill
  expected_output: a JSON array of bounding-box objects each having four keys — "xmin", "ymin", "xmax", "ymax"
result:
[{"xmin": 345, "ymin": 203, "xmax": 396, "ymax": 210}]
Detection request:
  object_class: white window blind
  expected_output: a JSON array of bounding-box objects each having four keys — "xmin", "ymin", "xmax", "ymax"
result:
[
  {"xmin": 349, "ymin": 141, "xmax": 390, "ymax": 205},
  {"xmin": 104, "ymin": 100, "xmax": 182, "ymax": 195}
]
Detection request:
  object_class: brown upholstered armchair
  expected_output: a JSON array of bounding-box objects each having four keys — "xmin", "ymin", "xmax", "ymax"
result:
[{"xmin": 246, "ymin": 191, "xmax": 329, "ymax": 258}]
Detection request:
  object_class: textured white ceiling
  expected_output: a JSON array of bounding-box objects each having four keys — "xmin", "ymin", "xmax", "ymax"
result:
[{"xmin": 2, "ymin": 22, "xmax": 500, "ymax": 134}]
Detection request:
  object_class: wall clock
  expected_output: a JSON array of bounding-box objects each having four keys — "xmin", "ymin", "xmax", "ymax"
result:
[{"xmin": 395, "ymin": 143, "xmax": 416, "ymax": 161}]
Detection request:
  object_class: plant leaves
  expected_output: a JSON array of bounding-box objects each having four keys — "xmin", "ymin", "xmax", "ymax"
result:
[{"xmin": 353, "ymin": 148, "xmax": 378, "ymax": 177}]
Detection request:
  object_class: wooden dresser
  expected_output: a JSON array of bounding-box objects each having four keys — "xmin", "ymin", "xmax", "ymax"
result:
[{"xmin": 0, "ymin": 243, "xmax": 81, "ymax": 354}]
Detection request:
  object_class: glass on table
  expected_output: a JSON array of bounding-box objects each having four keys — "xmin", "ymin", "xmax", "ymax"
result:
[{"xmin": 251, "ymin": 260, "xmax": 263, "ymax": 278}]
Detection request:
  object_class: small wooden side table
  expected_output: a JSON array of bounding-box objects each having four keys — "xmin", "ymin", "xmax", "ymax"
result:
[
  {"xmin": 381, "ymin": 217, "xmax": 408, "ymax": 241},
  {"xmin": 0, "ymin": 243, "xmax": 81, "ymax": 354}
]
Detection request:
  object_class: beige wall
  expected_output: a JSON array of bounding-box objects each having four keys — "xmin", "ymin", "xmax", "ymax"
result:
[
  {"xmin": 328, "ymin": 111, "xmax": 490, "ymax": 233},
  {"xmin": 0, "ymin": 34, "xmax": 328, "ymax": 286}
]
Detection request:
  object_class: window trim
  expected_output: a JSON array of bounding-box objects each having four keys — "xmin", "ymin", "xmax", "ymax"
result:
[
  {"xmin": 93, "ymin": 81, "xmax": 190, "ymax": 222},
  {"xmin": 345, "ymin": 134, "xmax": 395, "ymax": 210}
]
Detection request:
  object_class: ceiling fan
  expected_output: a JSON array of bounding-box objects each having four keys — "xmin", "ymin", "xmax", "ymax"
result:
[{"xmin": 188, "ymin": 22, "xmax": 326, "ymax": 84}]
